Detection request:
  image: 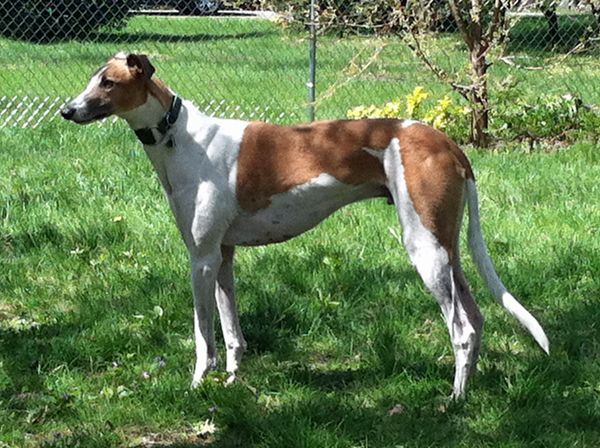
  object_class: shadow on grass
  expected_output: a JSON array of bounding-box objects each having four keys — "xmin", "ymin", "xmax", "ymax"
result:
[
  {"xmin": 168, "ymin": 243, "xmax": 599, "ymax": 447},
  {"xmin": 82, "ymin": 30, "xmax": 274, "ymax": 45},
  {"xmin": 157, "ymin": 309, "xmax": 600, "ymax": 448},
  {"xmin": 239, "ymin": 243, "xmax": 415, "ymax": 359},
  {"xmin": 1, "ymin": 26, "xmax": 275, "ymax": 45},
  {"xmin": 471, "ymin": 296, "xmax": 600, "ymax": 446},
  {"xmin": 3, "ymin": 220, "xmax": 131, "ymax": 257},
  {"xmin": 1, "ymin": 234, "xmax": 599, "ymax": 446},
  {"xmin": 0, "ymin": 245, "xmax": 193, "ymax": 392}
]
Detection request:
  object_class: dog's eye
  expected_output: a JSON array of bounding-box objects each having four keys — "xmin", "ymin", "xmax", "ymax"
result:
[{"xmin": 100, "ymin": 77, "xmax": 115, "ymax": 89}]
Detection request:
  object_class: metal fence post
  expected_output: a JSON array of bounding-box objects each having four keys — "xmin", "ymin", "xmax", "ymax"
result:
[{"xmin": 307, "ymin": 0, "xmax": 317, "ymax": 122}]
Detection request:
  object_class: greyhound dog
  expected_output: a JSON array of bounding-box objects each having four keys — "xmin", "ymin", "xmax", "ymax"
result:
[{"xmin": 61, "ymin": 53, "xmax": 549, "ymax": 398}]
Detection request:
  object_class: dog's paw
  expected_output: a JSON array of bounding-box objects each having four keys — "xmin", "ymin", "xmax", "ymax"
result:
[
  {"xmin": 191, "ymin": 356, "xmax": 218, "ymax": 389},
  {"xmin": 224, "ymin": 373, "xmax": 237, "ymax": 386}
]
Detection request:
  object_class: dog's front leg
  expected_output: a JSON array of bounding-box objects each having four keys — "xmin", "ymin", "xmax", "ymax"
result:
[
  {"xmin": 216, "ymin": 245, "xmax": 246, "ymax": 385},
  {"xmin": 190, "ymin": 251, "xmax": 222, "ymax": 388}
]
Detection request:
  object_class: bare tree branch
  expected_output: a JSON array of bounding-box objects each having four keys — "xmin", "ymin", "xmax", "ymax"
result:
[
  {"xmin": 488, "ymin": 0, "xmax": 507, "ymax": 43},
  {"xmin": 400, "ymin": 0, "xmax": 517, "ymax": 146},
  {"xmin": 448, "ymin": 0, "xmax": 473, "ymax": 49},
  {"xmin": 405, "ymin": 29, "xmax": 473, "ymax": 101}
]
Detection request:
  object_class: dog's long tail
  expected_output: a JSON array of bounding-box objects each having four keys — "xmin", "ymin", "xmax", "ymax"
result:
[{"xmin": 465, "ymin": 179, "xmax": 550, "ymax": 354}]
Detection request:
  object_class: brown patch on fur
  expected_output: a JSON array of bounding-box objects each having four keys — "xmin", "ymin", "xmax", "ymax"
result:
[
  {"xmin": 236, "ymin": 119, "xmax": 398, "ymax": 212},
  {"xmin": 148, "ymin": 77, "xmax": 173, "ymax": 110},
  {"xmin": 99, "ymin": 57, "xmax": 148, "ymax": 113},
  {"xmin": 398, "ymin": 122, "xmax": 474, "ymax": 259},
  {"xmin": 237, "ymin": 118, "xmax": 474, "ymax": 257},
  {"xmin": 86, "ymin": 55, "xmax": 172, "ymax": 116}
]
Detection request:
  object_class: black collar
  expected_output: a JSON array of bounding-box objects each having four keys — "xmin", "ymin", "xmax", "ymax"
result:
[{"xmin": 134, "ymin": 96, "xmax": 182, "ymax": 147}]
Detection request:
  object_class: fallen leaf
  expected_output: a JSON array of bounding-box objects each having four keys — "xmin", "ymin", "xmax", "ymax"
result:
[
  {"xmin": 197, "ymin": 419, "xmax": 218, "ymax": 437},
  {"xmin": 388, "ymin": 403, "xmax": 406, "ymax": 416}
]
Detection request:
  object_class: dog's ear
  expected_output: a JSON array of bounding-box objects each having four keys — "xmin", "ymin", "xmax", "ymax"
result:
[{"xmin": 126, "ymin": 53, "xmax": 155, "ymax": 80}]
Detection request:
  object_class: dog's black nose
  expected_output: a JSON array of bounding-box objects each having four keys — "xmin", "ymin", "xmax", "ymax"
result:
[{"xmin": 60, "ymin": 105, "xmax": 76, "ymax": 120}]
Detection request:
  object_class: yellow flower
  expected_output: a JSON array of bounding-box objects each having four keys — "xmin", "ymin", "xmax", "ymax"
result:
[
  {"xmin": 382, "ymin": 100, "xmax": 402, "ymax": 118},
  {"xmin": 423, "ymin": 109, "xmax": 436, "ymax": 124},
  {"xmin": 432, "ymin": 114, "xmax": 447, "ymax": 129},
  {"xmin": 347, "ymin": 106, "xmax": 365, "ymax": 119},
  {"xmin": 365, "ymin": 105, "xmax": 382, "ymax": 118},
  {"xmin": 406, "ymin": 86, "xmax": 429, "ymax": 118},
  {"xmin": 437, "ymin": 95, "xmax": 452, "ymax": 110}
]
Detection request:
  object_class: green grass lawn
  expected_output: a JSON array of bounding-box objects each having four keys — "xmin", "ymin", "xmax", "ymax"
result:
[
  {"xmin": 1, "ymin": 14, "xmax": 600, "ymax": 127},
  {"xmin": 1, "ymin": 11, "xmax": 600, "ymax": 448},
  {"xmin": 0, "ymin": 116, "xmax": 599, "ymax": 446}
]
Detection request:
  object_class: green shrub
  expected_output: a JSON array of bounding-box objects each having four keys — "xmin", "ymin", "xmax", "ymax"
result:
[
  {"xmin": 265, "ymin": 0, "xmax": 402, "ymax": 35},
  {"xmin": 222, "ymin": 0, "xmax": 266, "ymax": 10},
  {"xmin": 264, "ymin": 0, "xmax": 455, "ymax": 35},
  {"xmin": 0, "ymin": 0, "xmax": 135, "ymax": 42},
  {"xmin": 347, "ymin": 85, "xmax": 600, "ymax": 146},
  {"xmin": 347, "ymin": 86, "xmax": 471, "ymax": 142},
  {"xmin": 493, "ymin": 79, "xmax": 600, "ymax": 143}
]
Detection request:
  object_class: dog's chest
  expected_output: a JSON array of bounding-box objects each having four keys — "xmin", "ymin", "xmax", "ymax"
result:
[{"xmin": 223, "ymin": 173, "xmax": 382, "ymax": 246}]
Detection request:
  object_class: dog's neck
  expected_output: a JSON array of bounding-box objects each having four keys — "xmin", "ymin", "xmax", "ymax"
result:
[{"xmin": 119, "ymin": 77, "xmax": 175, "ymax": 131}]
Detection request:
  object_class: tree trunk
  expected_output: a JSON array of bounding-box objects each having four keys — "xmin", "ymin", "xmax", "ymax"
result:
[
  {"xmin": 470, "ymin": 43, "xmax": 489, "ymax": 148},
  {"xmin": 542, "ymin": 6, "xmax": 559, "ymax": 43},
  {"xmin": 590, "ymin": 2, "xmax": 600, "ymax": 28}
]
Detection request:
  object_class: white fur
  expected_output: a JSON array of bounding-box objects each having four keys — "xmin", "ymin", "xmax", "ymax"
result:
[
  {"xmin": 129, "ymin": 99, "xmax": 250, "ymax": 383},
  {"xmin": 362, "ymin": 147, "xmax": 384, "ymax": 161},
  {"xmin": 121, "ymin": 95, "xmax": 166, "ymax": 134},
  {"xmin": 381, "ymin": 139, "xmax": 449, "ymax": 284},
  {"xmin": 465, "ymin": 179, "xmax": 550, "ymax": 354},
  {"xmin": 401, "ymin": 119, "xmax": 421, "ymax": 128},
  {"xmin": 70, "ymin": 70, "xmax": 105, "ymax": 109},
  {"xmin": 64, "ymin": 78, "xmax": 549, "ymax": 397},
  {"xmin": 224, "ymin": 173, "xmax": 381, "ymax": 246},
  {"xmin": 382, "ymin": 138, "xmax": 482, "ymax": 398}
]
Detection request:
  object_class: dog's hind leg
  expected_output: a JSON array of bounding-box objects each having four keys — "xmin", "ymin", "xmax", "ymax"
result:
[
  {"xmin": 401, "ymin": 227, "xmax": 483, "ymax": 399},
  {"xmin": 216, "ymin": 245, "xmax": 247, "ymax": 384},
  {"xmin": 382, "ymin": 136, "xmax": 483, "ymax": 398},
  {"xmin": 449, "ymin": 258, "xmax": 484, "ymax": 398}
]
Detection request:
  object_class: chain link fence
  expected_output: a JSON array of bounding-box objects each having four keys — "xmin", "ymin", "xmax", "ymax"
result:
[{"xmin": 1, "ymin": 1, "xmax": 599, "ymax": 130}]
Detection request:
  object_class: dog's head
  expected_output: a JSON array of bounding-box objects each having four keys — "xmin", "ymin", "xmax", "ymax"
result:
[{"xmin": 61, "ymin": 52, "xmax": 155, "ymax": 124}]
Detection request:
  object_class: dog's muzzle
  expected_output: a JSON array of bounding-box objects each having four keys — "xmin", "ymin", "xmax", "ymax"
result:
[
  {"xmin": 60, "ymin": 105, "xmax": 77, "ymax": 121},
  {"xmin": 60, "ymin": 99, "xmax": 111, "ymax": 124}
]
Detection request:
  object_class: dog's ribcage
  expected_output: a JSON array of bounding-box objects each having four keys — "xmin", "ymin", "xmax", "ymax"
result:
[{"xmin": 224, "ymin": 173, "xmax": 382, "ymax": 246}]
